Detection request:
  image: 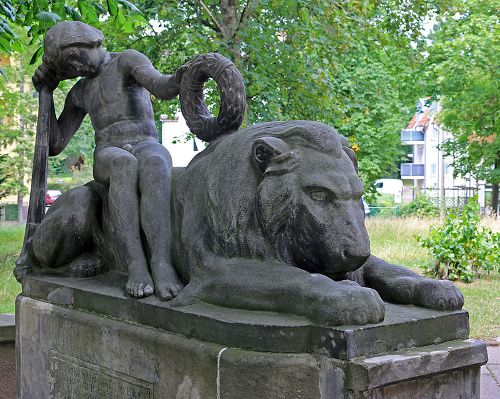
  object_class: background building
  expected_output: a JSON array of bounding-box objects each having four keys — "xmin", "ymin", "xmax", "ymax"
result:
[
  {"xmin": 160, "ymin": 112, "xmax": 206, "ymax": 167},
  {"xmin": 400, "ymin": 99, "xmax": 486, "ymax": 207}
]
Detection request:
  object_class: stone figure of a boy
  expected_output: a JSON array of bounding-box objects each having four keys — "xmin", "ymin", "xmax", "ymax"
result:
[{"xmin": 32, "ymin": 21, "xmax": 183, "ymax": 300}]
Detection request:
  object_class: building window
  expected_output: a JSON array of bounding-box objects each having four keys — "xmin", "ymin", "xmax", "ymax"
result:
[{"xmin": 431, "ymin": 163, "xmax": 437, "ymax": 177}]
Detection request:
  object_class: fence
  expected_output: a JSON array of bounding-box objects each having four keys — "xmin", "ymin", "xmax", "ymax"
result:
[
  {"xmin": 369, "ymin": 186, "xmax": 484, "ymax": 218},
  {"xmin": 0, "ymin": 203, "xmax": 19, "ymax": 222}
]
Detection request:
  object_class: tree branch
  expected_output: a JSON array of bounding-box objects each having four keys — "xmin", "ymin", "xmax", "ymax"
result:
[
  {"xmin": 194, "ymin": 0, "xmax": 225, "ymax": 35},
  {"xmin": 237, "ymin": 0, "xmax": 259, "ymax": 33}
]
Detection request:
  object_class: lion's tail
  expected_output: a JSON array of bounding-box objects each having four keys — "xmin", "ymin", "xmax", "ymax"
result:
[{"xmin": 179, "ymin": 53, "xmax": 247, "ymax": 143}]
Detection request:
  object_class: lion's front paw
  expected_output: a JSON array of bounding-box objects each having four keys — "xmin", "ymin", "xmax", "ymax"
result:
[
  {"xmin": 414, "ymin": 279, "xmax": 464, "ymax": 310},
  {"xmin": 311, "ymin": 278, "xmax": 385, "ymax": 326}
]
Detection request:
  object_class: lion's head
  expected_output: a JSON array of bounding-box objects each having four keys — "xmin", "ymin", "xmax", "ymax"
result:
[{"xmin": 202, "ymin": 120, "xmax": 370, "ymax": 276}]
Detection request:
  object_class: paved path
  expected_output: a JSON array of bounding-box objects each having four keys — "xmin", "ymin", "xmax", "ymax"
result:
[
  {"xmin": 0, "ymin": 313, "xmax": 499, "ymax": 397},
  {"xmin": 482, "ymin": 345, "xmax": 500, "ymax": 399}
]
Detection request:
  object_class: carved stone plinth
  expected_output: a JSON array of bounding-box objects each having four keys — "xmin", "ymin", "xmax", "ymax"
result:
[{"xmin": 17, "ymin": 273, "xmax": 487, "ymax": 398}]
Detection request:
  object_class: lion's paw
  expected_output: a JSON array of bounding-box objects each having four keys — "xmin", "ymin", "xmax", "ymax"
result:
[
  {"xmin": 69, "ymin": 254, "xmax": 107, "ymax": 278},
  {"xmin": 311, "ymin": 279, "xmax": 385, "ymax": 326},
  {"xmin": 414, "ymin": 279, "xmax": 464, "ymax": 310}
]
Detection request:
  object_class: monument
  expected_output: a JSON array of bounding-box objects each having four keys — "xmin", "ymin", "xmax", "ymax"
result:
[{"xmin": 16, "ymin": 22, "xmax": 487, "ymax": 398}]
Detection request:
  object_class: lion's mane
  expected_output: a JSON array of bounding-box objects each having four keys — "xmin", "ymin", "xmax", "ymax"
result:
[{"xmin": 174, "ymin": 120, "xmax": 353, "ymax": 273}]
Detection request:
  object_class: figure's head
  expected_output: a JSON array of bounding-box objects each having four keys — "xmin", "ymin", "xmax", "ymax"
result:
[{"xmin": 43, "ymin": 21, "xmax": 107, "ymax": 79}]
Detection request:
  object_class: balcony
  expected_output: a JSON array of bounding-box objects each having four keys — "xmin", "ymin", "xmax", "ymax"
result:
[
  {"xmin": 401, "ymin": 163, "xmax": 424, "ymax": 178},
  {"xmin": 401, "ymin": 129, "xmax": 424, "ymax": 143}
]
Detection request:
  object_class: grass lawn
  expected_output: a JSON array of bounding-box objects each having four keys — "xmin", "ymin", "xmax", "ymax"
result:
[
  {"xmin": 0, "ymin": 224, "xmax": 23, "ymax": 314},
  {"xmin": 366, "ymin": 216, "xmax": 500, "ymax": 339},
  {"xmin": 0, "ymin": 218, "xmax": 498, "ymax": 339}
]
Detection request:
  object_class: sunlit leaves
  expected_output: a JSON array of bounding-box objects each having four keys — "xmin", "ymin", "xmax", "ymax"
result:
[
  {"xmin": 423, "ymin": 0, "xmax": 499, "ymax": 209},
  {"xmin": 0, "ymin": 0, "xmax": 145, "ymax": 60}
]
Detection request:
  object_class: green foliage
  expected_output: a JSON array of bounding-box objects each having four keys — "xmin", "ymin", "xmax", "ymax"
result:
[
  {"xmin": 0, "ymin": 0, "xmax": 146, "ymax": 64},
  {"xmin": 400, "ymin": 194, "xmax": 440, "ymax": 217},
  {"xmin": 110, "ymin": 0, "xmax": 438, "ymax": 189},
  {"xmin": 424, "ymin": 0, "xmax": 499, "ymax": 208},
  {"xmin": 0, "ymin": 47, "xmax": 37, "ymax": 199},
  {"xmin": 418, "ymin": 196, "xmax": 500, "ymax": 282}
]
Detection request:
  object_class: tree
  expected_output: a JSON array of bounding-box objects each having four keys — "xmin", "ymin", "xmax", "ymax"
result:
[
  {"xmin": 0, "ymin": 53, "xmax": 37, "ymax": 218},
  {"xmin": 108, "ymin": 0, "xmax": 437, "ymax": 195},
  {"xmin": 1, "ymin": 0, "xmax": 445, "ymax": 194},
  {"xmin": 425, "ymin": 0, "xmax": 499, "ymax": 212},
  {"xmin": 0, "ymin": 0, "xmax": 146, "ymax": 64}
]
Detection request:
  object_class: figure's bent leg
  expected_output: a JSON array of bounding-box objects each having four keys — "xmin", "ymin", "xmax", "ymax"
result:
[
  {"xmin": 31, "ymin": 185, "xmax": 106, "ymax": 277},
  {"xmin": 94, "ymin": 147, "xmax": 153, "ymax": 298},
  {"xmin": 133, "ymin": 142, "xmax": 183, "ymax": 300}
]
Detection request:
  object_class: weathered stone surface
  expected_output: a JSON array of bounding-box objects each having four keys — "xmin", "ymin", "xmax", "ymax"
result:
[
  {"xmin": 17, "ymin": 296, "xmax": 321, "ymax": 399},
  {"xmin": 350, "ymin": 367, "xmax": 481, "ymax": 399},
  {"xmin": 23, "ymin": 273, "xmax": 469, "ymax": 360},
  {"xmin": 0, "ymin": 314, "xmax": 15, "ymax": 343},
  {"xmin": 345, "ymin": 339, "xmax": 487, "ymax": 390},
  {"xmin": 17, "ymin": 294, "xmax": 487, "ymax": 399}
]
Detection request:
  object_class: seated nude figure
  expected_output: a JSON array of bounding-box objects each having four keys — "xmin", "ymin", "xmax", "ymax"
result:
[{"xmin": 32, "ymin": 21, "xmax": 183, "ymax": 300}]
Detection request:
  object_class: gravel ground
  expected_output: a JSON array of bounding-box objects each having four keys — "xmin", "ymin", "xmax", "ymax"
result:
[{"xmin": 0, "ymin": 343, "xmax": 15, "ymax": 399}]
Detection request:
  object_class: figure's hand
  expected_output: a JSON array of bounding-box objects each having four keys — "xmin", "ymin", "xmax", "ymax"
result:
[
  {"xmin": 160, "ymin": 61, "xmax": 191, "ymax": 100},
  {"xmin": 172, "ymin": 60, "xmax": 191, "ymax": 86},
  {"xmin": 413, "ymin": 279, "xmax": 464, "ymax": 311},
  {"xmin": 32, "ymin": 63, "xmax": 60, "ymax": 93}
]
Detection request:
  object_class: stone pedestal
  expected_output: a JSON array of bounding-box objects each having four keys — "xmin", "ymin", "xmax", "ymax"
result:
[{"xmin": 17, "ymin": 273, "xmax": 488, "ymax": 398}]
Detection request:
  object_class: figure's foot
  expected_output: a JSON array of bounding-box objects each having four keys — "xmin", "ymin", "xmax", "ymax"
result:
[
  {"xmin": 126, "ymin": 270, "xmax": 154, "ymax": 298},
  {"xmin": 69, "ymin": 254, "xmax": 107, "ymax": 278},
  {"xmin": 152, "ymin": 262, "xmax": 184, "ymax": 301}
]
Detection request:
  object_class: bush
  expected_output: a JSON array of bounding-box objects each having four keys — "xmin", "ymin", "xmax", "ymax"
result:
[
  {"xmin": 418, "ymin": 195, "xmax": 500, "ymax": 282},
  {"xmin": 400, "ymin": 194, "xmax": 440, "ymax": 217}
]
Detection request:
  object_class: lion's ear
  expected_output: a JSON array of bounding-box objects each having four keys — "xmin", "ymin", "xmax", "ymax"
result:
[
  {"xmin": 252, "ymin": 137, "xmax": 289, "ymax": 174},
  {"xmin": 343, "ymin": 146, "xmax": 359, "ymax": 174}
]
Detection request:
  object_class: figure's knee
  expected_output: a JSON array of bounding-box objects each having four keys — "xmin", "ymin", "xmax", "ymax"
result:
[
  {"xmin": 141, "ymin": 152, "xmax": 172, "ymax": 174},
  {"xmin": 111, "ymin": 153, "xmax": 139, "ymax": 177}
]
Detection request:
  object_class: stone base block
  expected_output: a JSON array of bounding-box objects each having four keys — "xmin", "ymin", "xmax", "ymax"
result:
[{"xmin": 17, "ymin": 274, "xmax": 488, "ymax": 398}]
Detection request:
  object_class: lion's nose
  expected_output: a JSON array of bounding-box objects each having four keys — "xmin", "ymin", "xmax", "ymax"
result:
[{"xmin": 341, "ymin": 248, "xmax": 370, "ymax": 269}]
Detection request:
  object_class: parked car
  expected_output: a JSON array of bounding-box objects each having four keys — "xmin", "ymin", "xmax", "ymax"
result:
[
  {"xmin": 362, "ymin": 199, "xmax": 370, "ymax": 216},
  {"xmin": 374, "ymin": 178, "xmax": 403, "ymax": 203},
  {"xmin": 45, "ymin": 190, "xmax": 62, "ymax": 206}
]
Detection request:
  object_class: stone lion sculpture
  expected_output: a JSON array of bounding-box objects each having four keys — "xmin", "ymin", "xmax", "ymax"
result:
[
  {"xmin": 19, "ymin": 53, "xmax": 463, "ymax": 326},
  {"xmin": 23, "ymin": 118, "xmax": 463, "ymax": 326}
]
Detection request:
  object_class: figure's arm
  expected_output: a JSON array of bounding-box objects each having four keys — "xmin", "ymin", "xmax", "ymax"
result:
[
  {"xmin": 48, "ymin": 87, "xmax": 87, "ymax": 156},
  {"xmin": 360, "ymin": 255, "xmax": 464, "ymax": 310},
  {"xmin": 32, "ymin": 65, "xmax": 87, "ymax": 156},
  {"xmin": 118, "ymin": 49, "xmax": 185, "ymax": 100}
]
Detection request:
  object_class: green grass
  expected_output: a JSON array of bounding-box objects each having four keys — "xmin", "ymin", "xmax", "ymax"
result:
[
  {"xmin": 0, "ymin": 224, "xmax": 23, "ymax": 313},
  {"xmin": 366, "ymin": 216, "xmax": 433, "ymax": 271},
  {"xmin": 367, "ymin": 216, "xmax": 500, "ymax": 339},
  {"xmin": 0, "ymin": 218, "xmax": 498, "ymax": 338}
]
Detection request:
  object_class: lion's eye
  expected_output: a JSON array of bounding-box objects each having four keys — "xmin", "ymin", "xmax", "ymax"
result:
[{"xmin": 309, "ymin": 190, "xmax": 329, "ymax": 202}]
